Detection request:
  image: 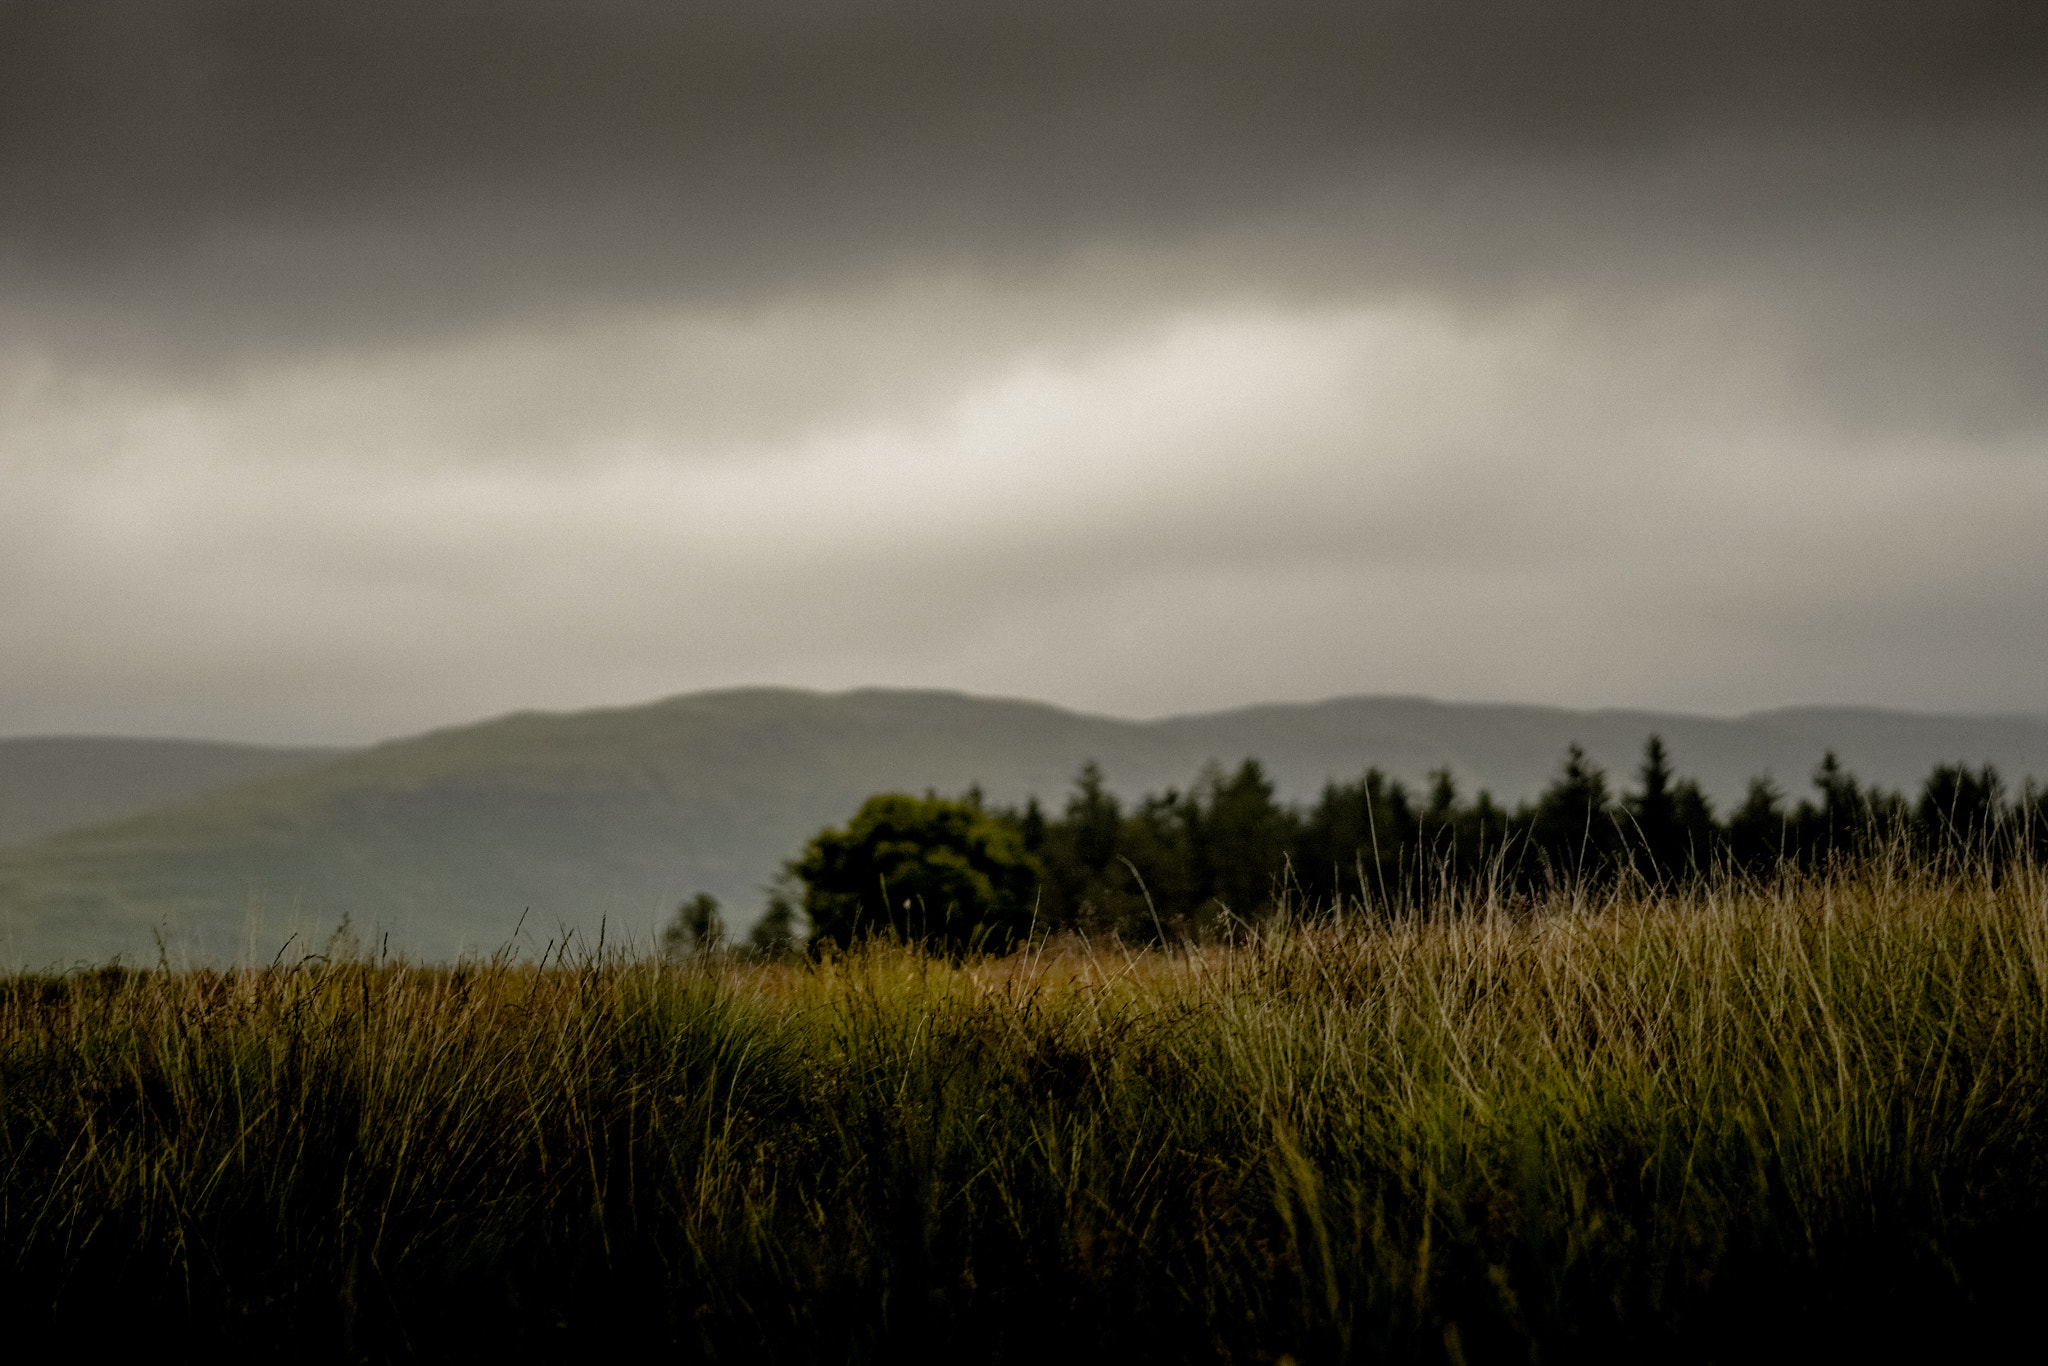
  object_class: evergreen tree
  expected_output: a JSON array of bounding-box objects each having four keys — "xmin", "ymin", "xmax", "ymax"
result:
[
  {"xmin": 1019, "ymin": 796, "xmax": 1048, "ymax": 854},
  {"xmin": 1200, "ymin": 759, "xmax": 1297, "ymax": 923},
  {"xmin": 1786, "ymin": 752, "xmax": 1911, "ymax": 865},
  {"xmin": 1670, "ymin": 776, "xmax": 1717, "ymax": 869},
  {"xmin": 1296, "ymin": 767, "xmax": 1417, "ymax": 909},
  {"xmin": 1623, "ymin": 735, "xmax": 1680, "ymax": 883},
  {"xmin": 1068, "ymin": 761, "xmax": 1122, "ymax": 878},
  {"xmin": 1726, "ymin": 776, "xmax": 1789, "ymax": 875},
  {"xmin": 1034, "ymin": 762, "xmax": 1128, "ymax": 933},
  {"xmin": 1801, "ymin": 751, "xmax": 1861, "ymax": 860},
  {"xmin": 1530, "ymin": 744, "xmax": 1618, "ymax": 882},
  {"xmin": 1116, "ymin": 789, "xmax": 1204, "ymax": 939},
  {"xmin": 1622, "ymin": 736, "xmax": 1715, "ymax": 885},
  {"xmin": 1916, "ymin": 763, "xmax": 2004, "ymax": 854}
]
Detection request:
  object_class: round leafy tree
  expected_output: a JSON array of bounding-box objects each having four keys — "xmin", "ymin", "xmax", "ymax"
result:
[{"xmin": 793, "ymin": 793, "xmax": 1039, "ymax": 952}]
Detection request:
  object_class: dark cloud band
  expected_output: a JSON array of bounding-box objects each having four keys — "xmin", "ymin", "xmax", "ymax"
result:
[
  {"xmin": 6, "ymin": 2, "xmax": 2042, "ymax": 254},
  {"xmin": 2, "ymin": 1, "xmax": 2045, "ymax": 432}
]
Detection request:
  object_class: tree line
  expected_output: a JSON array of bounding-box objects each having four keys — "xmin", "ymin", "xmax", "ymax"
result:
[
  {"xmin": 1006, "ymin": 740, "xmax": 2044, "ymax": 943},
  {"xmin": 670, "ymin": 737, "xmax": 2047, "ymax": 954}
]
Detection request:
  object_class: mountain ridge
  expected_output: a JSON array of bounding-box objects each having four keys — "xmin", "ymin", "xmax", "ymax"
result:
[{"xmin": 3, "ymin": 687, "xmax": 2044, "ymax": 967}]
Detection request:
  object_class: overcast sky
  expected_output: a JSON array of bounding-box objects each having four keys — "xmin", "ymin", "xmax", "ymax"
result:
[{"xmin": 3, "ymin": 0, "xmax": 2045, "ymax": 744}]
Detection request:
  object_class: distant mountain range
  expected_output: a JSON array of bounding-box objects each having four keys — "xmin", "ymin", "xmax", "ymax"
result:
[{"xmin": 3, "ymin": 688, "xmax": 2045, "ymax": 967}]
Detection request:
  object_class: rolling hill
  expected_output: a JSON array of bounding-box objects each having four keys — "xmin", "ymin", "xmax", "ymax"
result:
[
  {"xmin": 0, "ymin": 737, "xmax": 346, "ymax": 850},
  {"xmin": 2, "ymin": 688, "xmax": 2044, "ymax": 967}
]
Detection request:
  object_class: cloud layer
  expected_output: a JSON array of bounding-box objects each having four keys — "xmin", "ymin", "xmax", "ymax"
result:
[{"xmin": 3, "ymin": 1, "xmax": 2045, "ymax": 741}]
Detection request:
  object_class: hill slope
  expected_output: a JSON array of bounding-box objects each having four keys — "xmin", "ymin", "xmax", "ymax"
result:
[
  {"xmin": 3, "ymin": 688, "xmax": 2044, "ymax": 966},
  {"xmin": 0, "ymin": 737, "xmax": 345, "ymax": 850}
]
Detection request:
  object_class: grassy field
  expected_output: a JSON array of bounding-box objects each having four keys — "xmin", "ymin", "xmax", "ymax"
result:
[{"xmin": 6, "ymin": 860, "xmax": 2048, "ymax": 1361}]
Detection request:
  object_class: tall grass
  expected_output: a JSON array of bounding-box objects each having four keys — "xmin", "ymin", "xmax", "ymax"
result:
[{"xmin": 6, "ymin": 859, "xmax": 2048, "ymax": 1360}]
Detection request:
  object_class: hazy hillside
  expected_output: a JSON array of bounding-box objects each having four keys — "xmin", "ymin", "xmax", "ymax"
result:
[
  {"xmin": 0, "ymin": 737, "xmax": 345, "ymax": 850},
  {"xmin": 2, "ymin": 688, "xmax": 2044, "ymax": 967}
]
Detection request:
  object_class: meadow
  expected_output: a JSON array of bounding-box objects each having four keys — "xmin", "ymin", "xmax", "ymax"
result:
[{"xmin": 6, "ymin": 856, "xmax": 2048, "ymax": 1361}]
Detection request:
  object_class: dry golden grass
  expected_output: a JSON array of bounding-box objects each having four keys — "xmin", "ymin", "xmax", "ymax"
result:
[{"xmin": 5, "ymin": 858, "xmax": 2047, "ymax": 1360}]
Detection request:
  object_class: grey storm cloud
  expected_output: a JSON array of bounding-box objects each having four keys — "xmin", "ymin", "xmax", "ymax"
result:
[
  {"xmin": 5, "ymin": 1, "xmax": 2045, "ymax": 404},
  {"xmin": 3, "ymin": 1, "xmax": 2048, "ymax": 743}
]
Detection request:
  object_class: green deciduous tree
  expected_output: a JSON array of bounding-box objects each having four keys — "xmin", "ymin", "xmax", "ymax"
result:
[{"xmin": 793, "ymin": 792, "xmax": 1040, "ymax": 952}]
